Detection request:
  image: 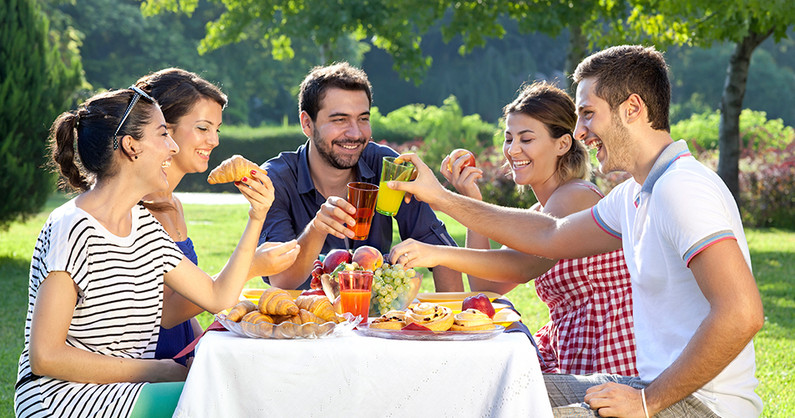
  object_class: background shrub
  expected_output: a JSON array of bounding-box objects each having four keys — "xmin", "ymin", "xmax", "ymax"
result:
[
  {"xmin": 672, "ymin": 109, "xmax": 794, "ymax": 151},
  {"xmin": 1, "ymin": 0, "xmax": 83, "ymax": 229},
  {"xmin": 179, "ymin": 101, "xmax": 794, "ymax": 230}
]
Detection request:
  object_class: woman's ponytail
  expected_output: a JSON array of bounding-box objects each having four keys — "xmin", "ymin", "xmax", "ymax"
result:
[{"xmin": 49, "ymin": 111, "xmax": 91, "ymax": 192}]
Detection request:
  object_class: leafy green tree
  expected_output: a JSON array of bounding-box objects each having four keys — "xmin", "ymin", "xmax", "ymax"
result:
[
  {"xmin": 0, "ymin": 0, "xmax": 83, "ymax": 229},
  {"xmin": 617, "ymin": 0, "xmax": 794, "ymax": 205},
  {"xmin": 142, "ymin": 0, "xmax": 793, "ymax": 206},
  {"xmin": 55, "ymin": 0, "xmax": 356, "ymax": 125},
  {"xmin": 140, "ymin": 0, "xmax": 630, "ymax": 90}
]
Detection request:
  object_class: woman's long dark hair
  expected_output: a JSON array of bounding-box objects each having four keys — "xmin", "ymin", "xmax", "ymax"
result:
[{"xmin": 49, "ymin": 89, "xmax": 156, "ymax": 192}]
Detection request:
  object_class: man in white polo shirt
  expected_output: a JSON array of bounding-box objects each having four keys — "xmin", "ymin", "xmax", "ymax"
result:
[{"xmin": 388, "ymin": 45, "xmax": 763, "ymax": 417}]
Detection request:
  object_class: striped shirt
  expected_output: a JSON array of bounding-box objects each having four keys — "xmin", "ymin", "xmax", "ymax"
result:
[{"xmin": 15, "ymin": 200, "xmax": 183, "ymax": 418}]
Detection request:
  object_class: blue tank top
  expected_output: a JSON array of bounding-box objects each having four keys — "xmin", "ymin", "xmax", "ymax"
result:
[{"xmin": 155, "ymin": 237, "xmax": 198, "ymax": 365}]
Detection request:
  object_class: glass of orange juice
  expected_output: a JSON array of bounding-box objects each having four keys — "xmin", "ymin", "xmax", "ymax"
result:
[
  {"xmin": 346, "ymin": 182, "xmax": 379, "ymax": 240},
  {"xmin": 338, "ymin": 270, "xmax": 374, "ymax": 322},
  {"xmin": 376, "ymin": 157, "xmax": 415, "ymax": 216}
]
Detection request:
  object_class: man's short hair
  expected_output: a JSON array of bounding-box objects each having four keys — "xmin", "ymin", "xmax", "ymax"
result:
[
  {"xmin": 573, "ymin": 45, "xmax": 671, "ymax": 132},
  {"xmin": 298, "ymin": 62, "xmax": 373, "ymax": 121}
]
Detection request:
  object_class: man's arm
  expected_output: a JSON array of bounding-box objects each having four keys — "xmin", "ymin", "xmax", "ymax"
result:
[
  {"xmin": 265, "ymin": 196, "xmax": 357, "ymax": 289},
  {"xmin": 584, "ymin": 239, "xmax": 764, "ymax": 416},
  {"xmin": 428, "ymin": 265, "xmax": 464, "ymax": 292},
  {"xmin": 642, "ymin": 239, "xmax": 763, "ymax": 414},
  {"xmin": 391, "ymin": 153, "xmax": 618, "ymax": 260}
]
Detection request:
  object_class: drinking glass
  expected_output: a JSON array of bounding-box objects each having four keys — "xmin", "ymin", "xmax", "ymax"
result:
[
  {"xmin": 338, "ymin": 270, "xmax": 374, "ymax": 321},
  {"xmin": 346, "ymin": 182, "xmax": 379, "ymax": 240},
  {"xmin": 376, "ymin": 157, "xmax": 415, "ymax": 216}
]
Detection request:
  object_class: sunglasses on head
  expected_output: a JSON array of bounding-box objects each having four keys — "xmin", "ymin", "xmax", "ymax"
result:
[{"xmin": 112, "ymin": 85, "xmax": 156, "ymax": 150}]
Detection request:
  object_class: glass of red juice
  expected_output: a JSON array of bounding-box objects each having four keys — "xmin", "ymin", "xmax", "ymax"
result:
[
  {"xmin": 338, "ymin": 270, "xmax": 374, "ymax": 322},
  {"xmin": 346, "ymin": 182, "xmax": 379, "ymax": 240}
]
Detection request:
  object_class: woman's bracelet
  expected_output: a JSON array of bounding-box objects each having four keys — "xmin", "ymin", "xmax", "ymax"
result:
[{"xmin": 641, "ymin": 388, "xmax": 650, "ymax": 418}]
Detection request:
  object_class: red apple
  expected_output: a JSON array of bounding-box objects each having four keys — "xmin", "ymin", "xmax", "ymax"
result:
[
  {"xmin": 352, "ymin": 245, "xmax": 384, "ymax": 271},
  {"xmin": 323, "ymin": 249, "xmax": 352, "ymax": 274},
  {"xmin": 446, "ymin": 148, "xmax": 476, "ymax": 173},
  {"xmin": 462, "ymin": 293, "xmax": 495, "ymax": 318}
]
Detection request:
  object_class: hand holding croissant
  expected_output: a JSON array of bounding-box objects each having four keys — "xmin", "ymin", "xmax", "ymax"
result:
[{"xmin": 207, "ymin": 155, "xmax": 260, "ymax": 184}]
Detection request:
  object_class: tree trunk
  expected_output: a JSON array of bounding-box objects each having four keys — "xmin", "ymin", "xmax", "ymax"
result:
[
  {"xmin": 565, "ymin": 25, "xmax": 587, "ymax": 95},
  {"xmin": 717, "ymin": 29, "xmax": 772, "ymax": 207}
]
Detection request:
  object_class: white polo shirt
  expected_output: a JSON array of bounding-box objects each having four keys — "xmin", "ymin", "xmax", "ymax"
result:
[{"xmin": 592, "ymin": 140, "xmax": 762, "ymax": 418}]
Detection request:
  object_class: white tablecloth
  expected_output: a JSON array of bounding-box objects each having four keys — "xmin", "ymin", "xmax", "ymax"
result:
[{"xmin": 173, "ymin": 329, "xmax": 552, "ymax": 417}]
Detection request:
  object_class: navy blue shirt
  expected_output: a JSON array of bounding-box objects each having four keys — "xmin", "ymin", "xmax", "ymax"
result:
[{"xmin": 259, "ymin": 141, "xmax": 458, "ymax": 289}]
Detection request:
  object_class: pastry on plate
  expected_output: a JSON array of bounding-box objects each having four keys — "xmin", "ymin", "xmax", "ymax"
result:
[
  {"xmin": 369, "ymin": 310, "xmax": 406, "ymax": 330},
  {"xmin": 404, "ymin": 303, "xmax": 454, "ymax": 331},
  {"xmin": 450, "ymin": 308, "xmax": 495, "ymax": 331}
]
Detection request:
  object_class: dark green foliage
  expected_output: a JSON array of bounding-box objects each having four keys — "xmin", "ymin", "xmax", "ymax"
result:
[{"xmin": 0, "ymin": 0, "xmax": 82, "ymax": 229}]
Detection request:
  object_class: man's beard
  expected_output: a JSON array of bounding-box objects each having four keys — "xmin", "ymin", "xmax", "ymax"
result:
[
  {"xmin": 311, "ymin": 127, "xmax": 367, "ymax": 170},
  {"xmin": 598, "ymin": 111, "xmax": 633, "ymax": 174}
]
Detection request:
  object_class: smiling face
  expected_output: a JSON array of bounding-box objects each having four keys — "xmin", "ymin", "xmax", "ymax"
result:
[
  {"xmin": 503, "ymin": 112, "xmax": 568, "ymax": 187},
  {"xmin": 305, "ymin": 87, "xmax": 371, "ymax": 170},
  {"xmin": 575, "ymin": 77, "xmax": 633, "ymax": 174},
  {"xmin": 168, "ymin": 97, "xmax": 223, "ymax": 175},
  {"xmin": 137, "ymin": 106, "xmax": 180, "ymax": 191}
]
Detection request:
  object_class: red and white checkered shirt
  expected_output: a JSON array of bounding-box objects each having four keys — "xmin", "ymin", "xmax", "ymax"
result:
[{"xmin": 533, "ymin": 248, "xmax": 638, "ymax": 376}]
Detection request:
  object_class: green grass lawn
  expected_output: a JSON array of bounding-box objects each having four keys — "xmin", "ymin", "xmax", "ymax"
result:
[{"xmin": 1, "ymin": 195, "xmax": 792, "ymax": 416}]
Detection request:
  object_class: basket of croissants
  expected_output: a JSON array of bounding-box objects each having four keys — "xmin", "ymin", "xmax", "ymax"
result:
[{"xmin": 217, "ymin": 287, "xmax": 354, "ymax": 339}]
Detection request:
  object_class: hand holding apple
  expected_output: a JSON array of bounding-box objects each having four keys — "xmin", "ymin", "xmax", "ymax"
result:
[
  {"xmin": 461, "ymin": 293, "xmax": 496, "ymax": 318},
  {"xmin": 445, "ymin": 148, "xmax": 476, "ymax": 174}
]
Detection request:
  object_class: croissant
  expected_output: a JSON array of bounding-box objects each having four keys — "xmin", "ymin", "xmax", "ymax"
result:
[
  {"xmin": 226, "ymin": 300, "xmax": 257, "ymax": 322},
  {"xmin": 258, "ymin": 287, "xmax": 300, "ymax": 316},
  {"xmin": 207, "ymin": 155, "xmax": 260, "ymax": 184},
  {"xmin": 242, "ymin": 311, "xmax": 274, "ymax": 324},
  {"xmin": 240, "ymin": 311, "xmax": 274, "ymax": 337},
  {"xmin": 296, "ymin": 308, "xmax": 323, "ymax": 325},
  {"xmin": 295, "ymin": 295, "xmax": 338, "ymax": 323}
]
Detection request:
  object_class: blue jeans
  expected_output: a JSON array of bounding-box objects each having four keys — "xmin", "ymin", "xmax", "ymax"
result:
[{"xmin": 544, "ymin": 373, "xmax": 719, "ymax": 417}]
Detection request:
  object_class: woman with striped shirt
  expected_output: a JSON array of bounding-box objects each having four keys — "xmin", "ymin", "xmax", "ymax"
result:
[{"xmin": 15, "ymin": 87, "xmax": 274, "ymax": 417}]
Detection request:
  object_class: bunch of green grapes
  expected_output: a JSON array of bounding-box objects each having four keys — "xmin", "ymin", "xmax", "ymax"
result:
[{"xmin": 370, "ymin": 263, "xmax": 417, "ymax": 316}]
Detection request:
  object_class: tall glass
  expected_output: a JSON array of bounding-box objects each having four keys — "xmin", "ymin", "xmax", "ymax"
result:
[
  {"xmin": 338, "ymin": 270, "xmax": 374, "ymax": 321},
  {"xmin": 376, "ymin": 157, "xmax": 415, "ymax": 216},
  {"xmin": 346, "ymin": 182, "xmax": 379, "ymax": 240}
]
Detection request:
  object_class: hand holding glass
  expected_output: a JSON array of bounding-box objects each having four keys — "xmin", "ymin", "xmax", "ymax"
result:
[
  {"xmin": 376, "ymin": 157, "xmax": 415, "ymax": 216},
  {"xmin": 346, "ymin": 182, "xmax": 379, "ymax": 240}
]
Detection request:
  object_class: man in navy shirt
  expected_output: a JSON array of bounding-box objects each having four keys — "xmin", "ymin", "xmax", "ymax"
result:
[{"xmin": 251, "ymin": 62, "xmax": 463, "ymax": 291}]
